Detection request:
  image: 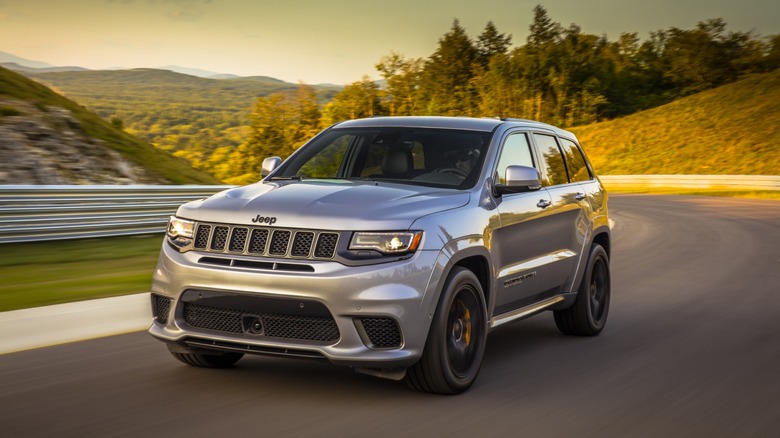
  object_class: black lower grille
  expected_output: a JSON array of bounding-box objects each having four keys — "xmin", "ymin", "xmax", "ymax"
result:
[
  {"xmin": 183, "ymin": 303, "xmax": 340, "ymax": 343},
  {"xmin": 184, "ymin": 304, "xmax": 243, "ymax": 333},
  {"xmin": 359, "ymin": 318, "xmax": 402, "ymax": 348},
  {"xmin": 151, "ymin": 294, "xmax": 171, "ymax": 325}
]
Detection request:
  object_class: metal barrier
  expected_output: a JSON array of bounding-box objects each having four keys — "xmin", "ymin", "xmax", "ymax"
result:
[
  {"xmin": 0, "ymin": 185, "xmax": 230, "ymax": 243},
  {"xmin": 1, "ymin": 176, "xmax": 777, "ymax": 244},
  {"xmin": 599, "ymin": 175, "xmax": 780, "ymax": 191}
]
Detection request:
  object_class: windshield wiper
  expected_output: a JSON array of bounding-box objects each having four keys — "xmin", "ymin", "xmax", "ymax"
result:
[{"xmin": 268, "ymin": 175, "xmax": 302, "ymax": 181}]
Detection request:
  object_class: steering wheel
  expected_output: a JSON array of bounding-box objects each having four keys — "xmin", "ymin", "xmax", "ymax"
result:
[{"xmin": 435, "ymin": 167, "xmax": 468, "ymax": 178}]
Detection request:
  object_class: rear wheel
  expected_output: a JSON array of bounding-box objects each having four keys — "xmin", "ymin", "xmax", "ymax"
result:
[
  {"xmin": 406, "ymin": 267, "xmax": 487, "ymax": 394},
  {"xmin": 554, "ymin": 244, "xmax": 610, "ymax": 336},
  {"xmin": 168, "ymin": 345, "xmax": 244, "ymax": 368}
]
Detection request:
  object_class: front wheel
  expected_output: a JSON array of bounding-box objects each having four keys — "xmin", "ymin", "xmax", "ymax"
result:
[
  {"xmin": 406, "ymin": 267, "xmax": 487, "ymax": 394},
  {"xmin": 554, "ymin": 244, "xmax": 611, "ymax": 336}
]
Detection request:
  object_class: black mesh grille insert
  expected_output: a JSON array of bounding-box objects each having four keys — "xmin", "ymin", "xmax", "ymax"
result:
[
  {"xmin": 182, "ymin": 303, "xmax": 340, "ymax": 342},
  {"xmin": 211, "ymin": 226, "xmax": 229, "ymax": 251},
  {"xmin": 194, "ymin": 224, "xmax": 211, "ymax": 249},
  {"xmin": 360, "ymin": 318, "xmax": 402, "ymax": 348},
  {"xmin": 314, "ymin": 233, "xmax": 339, "ymax": 259},
  {"xmin": 269, "ymin": 230, "xmax": 291, "ymax": 255},
  {"xmin": 291, "ymin": 232, "xmax": 314, "ymax": 257},
  {"xmin": 229, "ymin": 228, "xmax": 248, "ymax": 252},
  {"xmin": 248, "ymin": 229, "xmax": 269, "ymax": 254},
  {"xmin": 151, "ymin": 294, "xmax": 171, "ymax": 325},
  {"xmin": 184, "ymin": 304, "xmax": 243, "ymax": 333}
]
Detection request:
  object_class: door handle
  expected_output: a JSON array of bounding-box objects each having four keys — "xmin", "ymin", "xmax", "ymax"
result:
[
  {"xmin": 537, "ymin": 199, "xmax": 552, "ymax": 209},
  {"xmin": 575, "ymin": 192, "xmax": 587, "ymax": 201}
]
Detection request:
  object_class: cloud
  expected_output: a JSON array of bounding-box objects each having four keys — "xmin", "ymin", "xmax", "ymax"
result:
[
  {"xmin": 164, "ymin": 1, "xmax": 210, "ymax": 21},
  {"xmin": 106, "ymin": 0, "xmax": 212, "ymax": 21}
]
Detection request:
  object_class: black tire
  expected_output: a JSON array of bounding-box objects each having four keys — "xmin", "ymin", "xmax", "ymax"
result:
[
  {"xmin": 406, "ymin": 267, "xmax": 487, "ymax": 394},
  {"xmin": 169, "ymin": 347, "xmax": 244, "ymax": 368},
  {"xmin": 554, "ymin": 244, "xmax": 610, "ymax": 336}
]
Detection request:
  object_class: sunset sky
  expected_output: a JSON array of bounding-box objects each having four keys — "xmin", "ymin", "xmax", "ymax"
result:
[{"xmin": 1, "ymin": 0, "xmax": 779, "ymax": 84}]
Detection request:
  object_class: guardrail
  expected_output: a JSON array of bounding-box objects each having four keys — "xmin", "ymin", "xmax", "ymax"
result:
[
  {"xmin": 599, "ymin": 175, "xmax": 780, "ymax": 191},
  {"xmin": 1, "ymin": 176, "xmax": 777, "ymax": 244},
  {"xmin": 0, "ymin": 185, "xmax": 230, "ymax": 244}
]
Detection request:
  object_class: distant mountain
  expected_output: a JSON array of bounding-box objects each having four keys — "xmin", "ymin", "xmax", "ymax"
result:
[
  {"xmin": 0, "ymin": 66, "xmax": 221, "ymax": 184},
  {"xmin": 1, "ymin": 62, "xmax": 89, "ymax": 74},
  {"xmin": 21, "ymin": 67, "xmax": 340, "ymax": 180},
  {"xmin": 232, "ymin": 75, "xmax": 288, "ymax": 84},
  {"xmin": 209, "ymin": 73, "xmax": 241, "ymax": 79},
  {"xmin": 0, "ymin": 50, "xmax": 54, "ymax": 69},
  {"xmin": 158, "ymin": 65, "xmax": 227, "ymax": 78}
]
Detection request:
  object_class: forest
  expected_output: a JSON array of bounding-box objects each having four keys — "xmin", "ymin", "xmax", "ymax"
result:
[{"xmin": 229, "ymin": 6, "xmax": 778, "ymax": 184}]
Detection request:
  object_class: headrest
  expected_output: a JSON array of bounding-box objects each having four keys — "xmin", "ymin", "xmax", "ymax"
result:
[{"xmin": 382, "ymin": 149, "xmax": 412, "ymax": 176}]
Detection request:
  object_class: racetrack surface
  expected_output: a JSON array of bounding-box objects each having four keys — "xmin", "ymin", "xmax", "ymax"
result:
[{"xmin": 1, "ymin": 195, "xmax": 779, "ymax": 437}]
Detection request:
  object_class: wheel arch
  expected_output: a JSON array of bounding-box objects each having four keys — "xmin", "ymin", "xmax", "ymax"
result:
[{"xmin": 592, "ymin": 227, "xmax": 611, "ymax": 259}]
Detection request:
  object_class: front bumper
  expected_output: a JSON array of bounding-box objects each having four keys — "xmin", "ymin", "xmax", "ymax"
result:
[{"xmin": 149, "ymin": 242, "xmax": 445, "ymax": 368}]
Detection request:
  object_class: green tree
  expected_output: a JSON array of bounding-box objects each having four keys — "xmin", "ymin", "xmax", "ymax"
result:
[
  {"xmin": 375, "ymin": 52, "xmax": 424, "ymax": 115},
  {"xmin": 419, "ymin": 19, "xmax": 479, "ymax": 115},
  {"xmin": 476, "ymin": 21, "xmax": 512, "ymax": 67},
  {"xmin": 230, "ymin": 84, "xmax": 322, "ymax": 184},
  {"xmin": 320, "ymin": 76, "xmax": 383, "ymax": 126}
]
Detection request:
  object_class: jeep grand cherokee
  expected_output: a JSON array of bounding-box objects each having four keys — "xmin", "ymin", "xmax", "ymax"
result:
[{"xmin": 149, "ymin": 116, "xmax": 611, "ymax": 394}]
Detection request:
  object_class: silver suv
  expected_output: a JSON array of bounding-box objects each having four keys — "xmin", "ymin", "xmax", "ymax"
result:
[{"xmin": 149, "ymin": 116, "xmax": 611, "ymax": 394}]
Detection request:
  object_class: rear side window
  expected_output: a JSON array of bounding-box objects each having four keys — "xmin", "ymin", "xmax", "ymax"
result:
[
  {"xmin": 533, "ymin": 134, "xmax": 568, "ymax": 186},
  {"xmin": 559, "ymin": 138, "xmax": 592, "ymax": 182}
]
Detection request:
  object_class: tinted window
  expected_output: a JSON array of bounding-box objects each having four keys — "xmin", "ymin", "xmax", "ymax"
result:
[
  {"xmin": 559, "ymin": 138, "xmax": 592, "ymax": 182},
  {"xmin": 533, "ymin": 134, "xmax": 569, "ymax": 186},
  {"xmin": 495, "ymin": 133, "xmax": 534, "ymax": 185}
]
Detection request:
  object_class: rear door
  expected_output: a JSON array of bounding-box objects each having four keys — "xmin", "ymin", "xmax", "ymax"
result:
[{"xmin": 531, "ymin": 133, "xmax": 591, "ymax": 294}]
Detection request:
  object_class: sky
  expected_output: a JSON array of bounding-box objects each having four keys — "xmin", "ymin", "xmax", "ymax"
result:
[{"xmin": 1, "ymin": 0, "xmax": 779, "ymax": 85}]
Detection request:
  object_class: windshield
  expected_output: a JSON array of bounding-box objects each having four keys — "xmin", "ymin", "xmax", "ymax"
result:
[{"xmin": 272, "ymin": 127, "xmax": 492, "ymax": 189}]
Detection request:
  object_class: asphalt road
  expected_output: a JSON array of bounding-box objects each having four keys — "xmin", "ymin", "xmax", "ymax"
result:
[{"xmin": 1, "ymin": 195, "xmax": 779, "ymax": 437}]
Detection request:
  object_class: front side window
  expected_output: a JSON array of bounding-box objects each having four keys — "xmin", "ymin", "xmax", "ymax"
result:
[
  {"xmin": 495, "ymin": 132, "xmax": 534, "ymax": 185},
  {"xmin": 533, "ymin": 134, "xmax": 569, "ymax": 186}
]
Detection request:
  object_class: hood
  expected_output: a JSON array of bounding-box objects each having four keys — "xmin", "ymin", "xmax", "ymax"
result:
[{"xmin": 177, "ymin": 180, "xmax": 470, "ymax": 231}]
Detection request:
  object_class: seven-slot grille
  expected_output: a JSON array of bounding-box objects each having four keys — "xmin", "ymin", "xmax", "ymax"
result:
[{"xmin": 193, "ymin": 222, "xmax": 339, "ymax": 260}]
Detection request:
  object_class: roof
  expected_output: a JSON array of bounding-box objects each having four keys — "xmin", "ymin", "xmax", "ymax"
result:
[{"xmin": 333, "ymin": 116, "xmax": 574, "ymax": 139}]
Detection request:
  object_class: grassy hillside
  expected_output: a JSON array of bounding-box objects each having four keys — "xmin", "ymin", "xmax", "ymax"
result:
[
  {"xmin": 26, "ymin": 68, "xmax": 339, "ymax": 164},
  {"xmin": 570, "ymin": 69, "xmax": 780, "ymax": 176},
  {"xmin": 0, "ymin": 66, "xmax": 221, "ymax": 184}
]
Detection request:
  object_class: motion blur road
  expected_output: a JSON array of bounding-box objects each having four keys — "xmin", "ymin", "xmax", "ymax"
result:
[{"xmin": 1, "ymin": 195, "xmax": 779, "ymax": 437}]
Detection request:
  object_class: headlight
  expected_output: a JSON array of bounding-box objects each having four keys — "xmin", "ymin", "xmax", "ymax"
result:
[
  {"xmin": 166, "ymin": 216, "xmax": 194, "ymax": 250},
  {"xmin": 349, "ymin": 231, "xmax": 423, "ymax": 255}
]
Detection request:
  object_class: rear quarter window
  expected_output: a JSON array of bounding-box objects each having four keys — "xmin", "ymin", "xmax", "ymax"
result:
[{"xmin": 559, "ymin": 138, "xmax": 592, "ymax": 182}]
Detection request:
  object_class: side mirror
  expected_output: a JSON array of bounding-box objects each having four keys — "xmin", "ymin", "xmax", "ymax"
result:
[
  {"xmin": 495, "ymin": 165, "xmax": 542, "ymax": 195},
  {"xmin": 261, "ymin": 156, "xmax": 282, "ymax": 177}
]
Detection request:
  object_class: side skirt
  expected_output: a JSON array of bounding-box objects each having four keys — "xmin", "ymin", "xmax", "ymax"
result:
[{"xmin": 490, "ymin": 295, "xmax": 567, "ymax": 330}]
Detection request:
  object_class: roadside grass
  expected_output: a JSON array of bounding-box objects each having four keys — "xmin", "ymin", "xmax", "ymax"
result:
[
  {"xmin": 570, "ymin": 70, "xmax": 780, "ymax": 176},
  {"xmin": 0, "ymin": 235, "xmax": 162, "ymax": 311}
]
